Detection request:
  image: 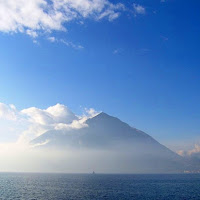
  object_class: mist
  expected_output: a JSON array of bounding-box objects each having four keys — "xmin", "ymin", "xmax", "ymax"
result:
[
  {"xmin": 0, "ymin": 138, "xmax": 187, "ymax": 174},
  {"xmin": 0, "ymin": 102, "xmax": 194, "ymax": 173},
  {"xmin": 0, "ymin": 142, "xmax": 148, "ymax": 173}
]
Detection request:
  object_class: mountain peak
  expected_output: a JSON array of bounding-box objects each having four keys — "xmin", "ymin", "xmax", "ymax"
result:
[
  {"xmin": 91, "ymin": 112, "xmax": 119, "ymax": 122},
  {"xmin": 30, "ymin": 110, "xmax": 188, "ymax": 173},
  {"xmin": 96, "ymin": 112, "xmax": 110, "ymax": 118}
]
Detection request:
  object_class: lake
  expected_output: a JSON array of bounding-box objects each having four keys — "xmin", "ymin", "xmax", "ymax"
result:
[{"xmin": 0, "ymin": 173, "xmax": 200, "ymax": 199}]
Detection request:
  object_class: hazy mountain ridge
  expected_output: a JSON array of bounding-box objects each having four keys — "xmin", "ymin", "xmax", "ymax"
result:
[
  {"xmin": 31, "ymin": 112, "xmax": 195, "ymax": 173},
  {"xmin": 32, "ymin": 112, "xmax": 160, "ymax": 147}
]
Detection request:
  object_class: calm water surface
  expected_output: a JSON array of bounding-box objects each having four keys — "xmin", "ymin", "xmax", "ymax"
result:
[{"xmin": 0, "ymin": 173, "xmax": 200, "ymax": 200}]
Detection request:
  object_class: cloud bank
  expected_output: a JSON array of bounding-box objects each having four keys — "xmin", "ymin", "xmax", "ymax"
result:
[
  {"xmin": 177, "ymin": 144, "xmax": 200, "ymax": 158},
  {"xmin": 0, "ymin": 102, "xmax": 99, "ymax": 144},
  {"xmin": 0, "ymin": 0, "xmax": 124, "ymax": 38}
]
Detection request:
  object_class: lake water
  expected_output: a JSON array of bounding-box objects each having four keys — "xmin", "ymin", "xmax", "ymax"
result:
[{"xmin": 0, "ymin": 173, "xmax": 200, "ymax": 200}]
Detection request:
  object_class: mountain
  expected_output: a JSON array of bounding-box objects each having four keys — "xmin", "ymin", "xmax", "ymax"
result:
[{"xmin": 31, "ymin": 112, "xmax": 192, "ymax": 173}]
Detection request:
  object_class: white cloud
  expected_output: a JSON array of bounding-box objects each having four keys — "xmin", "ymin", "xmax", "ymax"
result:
[
  {"xmin": 0, "ymin": 0, "xmax": 124, "ymax": 38},
  {"xmin": 0, "ymin": 103, "xmax": 17, "ymax": 120},
  {"xmin": 133, "ymin": 4, "xmax": 146, "ymax": 15},
  {"xmin": 21, "ymin": 103, "xmax": 78, "ymax": 125},
  {"xmin": 26, "ymin": 29, "xmax": 38, "ymax": 38},
  {"xmin": 177, "ymin": 144, "xmax": 200, "ymax": 157},
  {"xmin": 48, "ymin": 36, "xmax": 56, "ymax": 42},
  {"xmin": 188, "ymin": 144, "xmax": 200, "ymax": 155},
  {"xmin": 47, "ymin": 37, "xmax": 84, "ymax": 49},
  {"xmin": 55, "ymin": 120, "xmax": 88, "ymax": 130},
  {"xmin": 17, "ymin": 123, "xmax": 48, "ymax": 144},
  {"xmin": 0, "ymin": 102, "xmax": 99, "ymax": 144},
  {"xmin": 85, "ymin": 108, "xmax": 99, "ymax": 117},
  {"xmin": 60, "ymin": 39, "xmax": 84, "ymax": 50}
]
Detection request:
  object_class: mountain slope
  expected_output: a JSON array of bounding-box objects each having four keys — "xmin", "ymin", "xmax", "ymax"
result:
[
  {"xmin": 32, "ymin": 112, "xmax": 161, "ymax": 147},
  {"xmin": 31, "ymin": 112, "xmax": 190, "ymax": 173}
]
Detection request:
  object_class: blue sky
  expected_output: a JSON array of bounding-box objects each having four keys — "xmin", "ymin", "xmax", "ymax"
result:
[{"xmin": 0, "ymin": 0, "xmax": 200, "ymax": 150}]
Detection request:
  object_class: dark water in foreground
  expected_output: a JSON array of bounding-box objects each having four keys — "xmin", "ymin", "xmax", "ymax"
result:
[{"xmin": 0, "ymin": 173, "xmax": 200, "ymax": 200}]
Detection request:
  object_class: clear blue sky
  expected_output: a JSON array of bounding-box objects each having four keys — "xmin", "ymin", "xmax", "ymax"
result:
[{"xmin": 0, "ymin": 0, "xmax": 200, "ymax": 149}]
